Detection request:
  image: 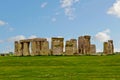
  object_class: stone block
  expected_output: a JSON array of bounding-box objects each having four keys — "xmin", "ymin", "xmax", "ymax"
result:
[
  {"xmin": 51, "ymin": 37, "xmax": 64, "ymax": 55},
  {"xmin": 90, "ymin": 44, "xmax": 96, "ymax": 54}
]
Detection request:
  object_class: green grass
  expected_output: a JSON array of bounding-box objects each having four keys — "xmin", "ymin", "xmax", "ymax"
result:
[{"xmin": 0, "ymin": 55, "xmax": 120, "ymax": 80}]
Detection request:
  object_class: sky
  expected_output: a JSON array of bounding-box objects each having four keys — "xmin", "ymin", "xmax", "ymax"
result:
[{"xmin": 0, "ymin": 0, "xmax": 120, "ymax": 53}]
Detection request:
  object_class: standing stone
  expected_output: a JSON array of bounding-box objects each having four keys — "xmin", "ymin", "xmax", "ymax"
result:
[
  {"xmin": 78, "ymin": 36, "xmax": 85, "ymax": 54},
  {"xmin": 31, "ymin": 41, "xmax": 38, "ymax": 56},
  {"xmin": 65, "ymin": 40, "xmax": 73, "ymax": 55},
  {"xmin": 14, "ymin": 41, "xmax": 23, "ymax": 56},
  {"xmin": 41, "ymin": 41, "xmax": 50, "ymax": 55},
  {"xmin": 18, "ymin": 42, "xmax": 23, "ymax": 56},
  {"xmin": 90, "ymin": 44, "xmax": 96, "ymax": 54},
  {"xmin": 108, "ymin": 40, "xmax": 114, "ymax": 54},
  {"xmin": 78, "ymin": 35, "xmax": 91, "ymax": 54},
  {"xmin": 36, "ymin": 41, "xmax": 41, "ymax": 55},
  {"xmin": 51, "ymin": 37, "xmax": 64, "ymax": 55},
  {"xmin": 104, "ymin": 40, "xmax": 114, "ymax": 54},
  {"xmin": 103, "ymin": 42, "xmax": 109, "ymax": 54},
  {"xmin": 65, "ymin": 39, "xmax": 77, "ymax": 55},
  {"xmin": 14, "ymin": 41, "xmax": 19, "ymax": 56},
  {"xmin": 84, "ymin": 35, "xmax": 91, "ymax": 54},
  {"xmin": 31, "ymin": 38, "xmax": 49, "ymax": 56},
  {"xmin": 71, "ymin": 39, "xmax": 77, "ymax": 54},
  {"xmin": 23, "ymin": 42, "xmax": 30, "ymax": 56}
]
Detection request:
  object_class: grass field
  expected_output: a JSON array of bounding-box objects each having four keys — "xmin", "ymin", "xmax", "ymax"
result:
[{"xmin": 0, "ymin": 55, "xmax": 120, "ymax": 80}]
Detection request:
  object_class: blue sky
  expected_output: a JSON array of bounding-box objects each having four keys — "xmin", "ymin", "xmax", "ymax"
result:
[{"xmin": 0, "ymin": 0, "xmax": 120, "ymax": 53}]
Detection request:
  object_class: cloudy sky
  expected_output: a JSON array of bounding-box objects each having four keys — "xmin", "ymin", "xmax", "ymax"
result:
[{"xmin": 0, "ymin": 0, "xmax": 120, "ymax": 53}]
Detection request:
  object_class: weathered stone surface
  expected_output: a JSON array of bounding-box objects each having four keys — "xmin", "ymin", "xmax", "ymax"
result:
[
  {"xmin": 65, "ymin": 39, "xmax": 77, "ymax": 55},
  {"xmin": 78, "ymin": 36, "xmax": 85, "ymax": 54},
  {"xmin": 14, "ymin": 41, "xmax": 19, "ymax": 56},
  {"xmin": 23, "ymin": 42, "xmax": 30, "ymax": 56},
  {"xmin": 108, "ymin": 40, "xmax": 114, "ymax": 54},
  {"xmin": 18, "ymin": 42, "xmax": 23, "ymax": 56},
  {"xmin": 90, "ymin": 44, "xmax": 96, "ymax": 54},
  {"xmin": 84, "ymin": 35, "xmax": 91, "ymax": 54},
  {"xmin": 78, "ymin": 35, "xmax": 91, "ymax": 54},
  {"xmin": 103, "ymin": 40, "xmax": 114, "ymax": 54},
  {"xmin": 20, "ymin": 38, "xmax": 47, "ymax": 42},
  {"xmin": 103, "ymin": 42, "xmax": 109, "ymax": 54},
  {"xmin": 65, "ymin": 41, "xmax": 73, "ymax": 55},
  {"xmin": 51, "ymin": 37, "xmax": 64, "ymax": 55},
  {"xmin": 20, "ymin": 39, "xmax": 31, "ymax": 43},
  {"xmin": 32, "ymin": 38, "xmax": 47, "ymax": 42},
  {"xmin": 30, "ymin": 38, "xmax": 48, "ymax": 56},
  {"xmin": 14, "ymin": 36, "xmax": 99, "ymax": 56},
  {"xmin": 14, "ymin": 38, "xmax": 49, "ymax": 56},
  {"xmin": 36, "ymin": 41, "xmax": 41, "ymax": 55},
  {"xmin": 41, "ymin": 41, "xmax": 50, "ymax": 55},
  {"xmin": 71, "ymin": 39, "xmax": 77, "ymax": 54},
  {"xmin": 31, "ymin": 41, "xmax": 38, "ymax": 56}
]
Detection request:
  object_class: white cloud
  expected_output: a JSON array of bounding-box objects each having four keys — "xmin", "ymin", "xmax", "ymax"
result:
[
  {"xmin": 107, "ymin": 0, "xmax": 120, "ymax": 18},
  {"xmin": 51, "ymin": 17, "xmax": 57, "ymax": 22},
  {"xmin": 95, "ymin": 29, "xmax": 111, "ymax": 42},
  {"xmin": 0, "ymin": 20, "xmax": 14, "ymax": 31},
  {"xmin": 28, "ymin": 35, "xmax": 37, "ymax": 39},
  {"xmin": 55, "ymin": 36, "xmax": 63, "ymax": 38},
  {"xmin": 55, "ymin": 12, "xmax": 60, "ymax": 15},
  {"xmin": 96, "ymin": 49, "xmax": 102, "ymax": 52},
  {"xmin": 8, "ymin": 27, "xmax": 14, "ymax": 31},
  {"xmin": 7, "ymin": 35, "xmax": 26, "ymax": 42},
  {"xmin": 74, "ymin": 0, "xmax": 80, "ymax": 3},
  {"xmin": 6, "ymin": 35, "xmax": 38, "ymax": 42},
  {"xmin": 114, "ymin": 48, "xmax": 120, "ymax": 52},
  {"xmin": 0, "ymin": 20, "xmax": 7, "ymax": 26},
  {"xmin": 3, "ymin": 46, "xmax": 14, "ymax": 53},
  {"xmin": 60, "ymin": 0, "xmax": 80, "ymax": 20},
  {"xmin": 41, "ymin": 2, "xmax": 48, "ymax": 8},
  {"xmin": 0, "ymin": 40, "xmax": 4, "ymax": 43},
  {"xmin": 0, "ymin": 35, "xmax": 37, "ymax": 53}
]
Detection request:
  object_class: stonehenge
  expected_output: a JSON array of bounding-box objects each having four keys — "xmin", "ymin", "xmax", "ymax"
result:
[
  {"xmin": 103, "ymin": 40, "xmax": 114, "ymax": 54},
  {"xmin": 14, "ymin": 35, "xmax": 115, "ymax": 56}
]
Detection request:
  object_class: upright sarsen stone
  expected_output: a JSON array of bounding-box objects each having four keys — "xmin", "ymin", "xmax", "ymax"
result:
[
  {"xmin": 78, "ymin": 36, "xmax": 85, "ymax": 54},
  {"xmin": 103, "ymin": 40, "xmax": 114, "ymax": 54},
  {"xmin": 36, "ymin": 41, "xmax": 41, "ymax": 55},
  {"xmin": 71, "ymin": 39, "xmax": 77, "ymax": 54},
  {"xmin": 31, "ymin": 38, "xmax": 49, "ymax": 56},
  {"xmin": 108, "ymin": 40, "xmax": 114, "ymax": 54},
  {"xmin": 65, "ymin": 40, "xmax": 73, "ymax": 55},
  {"xmin": 41, "ymin": 41, "xmax": 50, "ymax": 55},
  {"xmin": 31, "ymin": 41, "xmax": 37, "ymax": 56},
  {"xmin": 23, "ymin": 42, "xmax": 30, "ymax": 56},
  {"xmin": 51, "ymin": 37, "xmax": 64, "ymax": 55},
  {"xmin": 78, "ymin": 35, "xmax": 91, "ymax": 54},
  {"xmin": 18, "ymin": 42, "xmax": 23, "ymax": 56},
  {"xmin": 14, "ymin": 41, "xmax": 19, "ymax": 56},
  {"xmin": 20, "ymin": 40, "xmax": 31, "ymax": 56},
  {"xmin": 90, "ymin": 44, "xmax": 96, "ymax": 54},
  {"xmin": 104, "ymin": 42, "xmax": 109, "ymax": 54},
  {"xmin": 65, "ymin": 39, "xmax": 77, "ymax": 55},
  {"xmin": 14, "ymin": 41, "xmax": 23, "ymax": 56},
  {"xmin": 84, "ymin": 35, "xmax": 91, "ymax": 54}
]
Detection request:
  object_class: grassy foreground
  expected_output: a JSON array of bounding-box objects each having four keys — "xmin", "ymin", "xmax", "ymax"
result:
[{"xmin": 0, "ymin": 55, "xmax": 120, "ymax": 80}]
